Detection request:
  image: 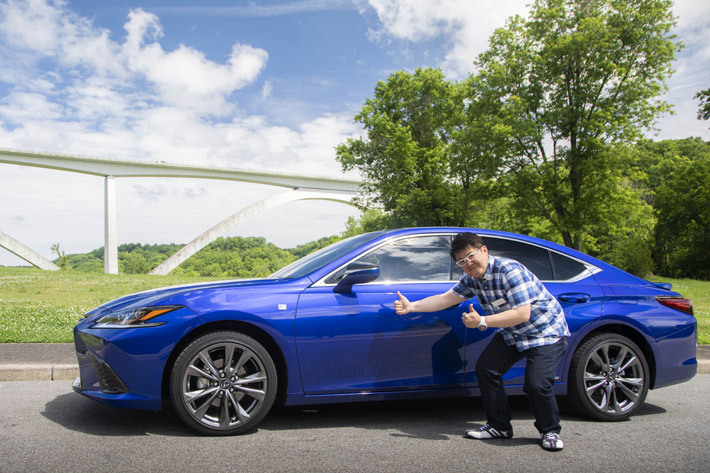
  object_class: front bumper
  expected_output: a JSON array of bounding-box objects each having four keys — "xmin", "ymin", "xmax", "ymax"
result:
[{"xmin": 72, "ymin": 306, "xmax": 203, "ymax": 410}]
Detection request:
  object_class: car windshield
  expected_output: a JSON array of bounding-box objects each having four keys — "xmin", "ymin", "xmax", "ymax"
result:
[{"xmin": 270, "ymin": 231, "xmax": 386, "ymax": 279}]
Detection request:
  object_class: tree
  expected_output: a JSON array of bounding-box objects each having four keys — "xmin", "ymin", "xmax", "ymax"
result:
[
  {"xmin": 696, "ymin": 87, "xmax": 710, "ymax": 123},
  {"xmin": 336, "ymin": 67, "xmax": 511, "ymax": 228},
  {"xmin": 51, "ymin": 243, "xmax": 68, "ymax": 270},
  {"xmin": 653, "ymin": 155, "xmax": 710, "ymax": 279},
  {"xmin": 336, "ymin": 67, "xmax": 467, "ymax": 227},
  {"xmin": 635, "ymin": 138, "xmax": 710, "ymax": 279},
  {"xmin": 120, "ymin": 252, "xmax": 151, "ymax": 274},
  {"xmin": 472, "ymin": 0, "xmax": 682, "ymax": 251}
]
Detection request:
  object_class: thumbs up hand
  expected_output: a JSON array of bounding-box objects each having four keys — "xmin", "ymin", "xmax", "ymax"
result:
[
  {"xmin": 461, "ymin": 303, "xmax": 481, "ymax": 328},
  {"xmin": 394, "ymin": 291, "xmax": 412, "ymax": 315}
]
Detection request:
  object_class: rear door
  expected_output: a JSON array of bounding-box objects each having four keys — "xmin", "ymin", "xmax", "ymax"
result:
[{"xmin": 468, "ymin": 236, "xmax": 604, "ymax": 386}]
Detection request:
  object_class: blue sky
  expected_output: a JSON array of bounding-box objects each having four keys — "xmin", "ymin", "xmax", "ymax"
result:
[{"xmin": 1, "ymin": 0, "xmax": 709, "ymax": 267}]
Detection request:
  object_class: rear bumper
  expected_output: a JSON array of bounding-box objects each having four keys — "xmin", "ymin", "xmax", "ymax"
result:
[{"xmin": 652, "ymin": 322, "xmax": 698, "ymax": 389}]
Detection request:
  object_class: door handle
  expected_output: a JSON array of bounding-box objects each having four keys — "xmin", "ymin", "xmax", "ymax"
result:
[{"xmin": 558, "ymin": 293, "xmax": 590, "ymax": 303}]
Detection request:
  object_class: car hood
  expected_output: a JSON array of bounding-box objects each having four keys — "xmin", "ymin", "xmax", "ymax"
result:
[{"xmin": 85, "ymin": 278, "xmax": 289, "ymax": 317}]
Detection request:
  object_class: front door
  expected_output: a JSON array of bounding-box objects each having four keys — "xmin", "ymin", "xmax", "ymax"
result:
[{"xmin": 295, "ymin": 235, "xmax": 468, "ymax": 394}]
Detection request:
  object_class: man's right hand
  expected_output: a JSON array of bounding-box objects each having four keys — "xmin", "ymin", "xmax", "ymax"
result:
[{"xmin": 394, "ymin": 291, "xmax": 412, "ymax": 315}]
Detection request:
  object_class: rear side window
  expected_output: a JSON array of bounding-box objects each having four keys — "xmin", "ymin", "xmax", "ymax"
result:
[
  {"xmin": 483, "ymin": 237, "xmax": 554, "ymax": 281},
  {"xmin": 550, "ymin": 251, "xmax": 588, "ymax": 280}
]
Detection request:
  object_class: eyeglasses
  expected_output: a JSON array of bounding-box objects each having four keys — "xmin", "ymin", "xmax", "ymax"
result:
[{"xmin": 455, "ymin": 247, "xmax": 482, "ymax": 268}]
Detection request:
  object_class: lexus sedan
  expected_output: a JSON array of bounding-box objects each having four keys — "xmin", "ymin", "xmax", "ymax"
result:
[{"xmin": 73, "ymin": 227, "xmax": 697, "ymax": 435}]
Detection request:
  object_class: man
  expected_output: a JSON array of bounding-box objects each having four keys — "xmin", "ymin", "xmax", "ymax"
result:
[{"xmin": 394, "ymin": 232, "xmax": 569, "ymax": 451}]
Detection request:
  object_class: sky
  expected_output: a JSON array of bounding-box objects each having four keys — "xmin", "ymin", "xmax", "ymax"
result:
[{"xmin": 0, "ymin": 0, "xmax": 709, "ymax": 267}]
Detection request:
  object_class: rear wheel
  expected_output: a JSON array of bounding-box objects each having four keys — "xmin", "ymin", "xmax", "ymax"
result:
[
  {"xmin": 568, "ymin": 333, "xmax": 649, "ymax": 421},
  {"xmin": 170, "ymin": 331, "xmax": 277, "ymax": 435}
]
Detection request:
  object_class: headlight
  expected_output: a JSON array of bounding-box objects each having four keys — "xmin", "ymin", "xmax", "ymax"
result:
[{"xmin": 93, "ymin": 305, "xmax": 183, "ymax": 328}]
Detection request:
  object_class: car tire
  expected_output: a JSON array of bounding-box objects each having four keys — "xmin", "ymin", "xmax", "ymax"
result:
[
  {"xmin": 567, "ymin": 332, "xmax": 649, "ymax": 422},
  {"xmin": 169, "ymin": 331, "xmax": 277, "ymax": 435}
]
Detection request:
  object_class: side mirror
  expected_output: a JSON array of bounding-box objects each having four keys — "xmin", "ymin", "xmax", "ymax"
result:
[{"xmin": 334, "ymin": 262, "xmax": 380, "ymax": 294}]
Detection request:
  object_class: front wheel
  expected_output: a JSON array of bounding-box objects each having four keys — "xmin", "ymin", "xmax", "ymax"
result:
[
  {"xmin": 567, "ymin": 333, "xmax": 649, "ymax": 421},
  {"xmin": 169, "ymin": 331, "xmax": 277, "ymax": 435}
]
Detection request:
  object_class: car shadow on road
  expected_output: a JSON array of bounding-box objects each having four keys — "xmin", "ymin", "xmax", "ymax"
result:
[
  {"xmin": 41, "ymin": 392, "xmax": 190, "ymax": 437},
  {"xmin": 42, "ymin": 392, "xmax": 667, "ymax": 439}
]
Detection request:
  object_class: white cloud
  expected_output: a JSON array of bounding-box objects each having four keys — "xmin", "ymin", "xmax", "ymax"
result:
[
  {"xmin": 120, "ymin": 9, "xmax": 268, "ymax": 113},
  {"xmin": 366, "ymin": 0, "xmax": 529, "ymax": 78},
  {"xmin": 649, "ymin": 0, "xmax": 710, "ymax": 139},
  {"xmin": 262, "ymin": 80, "xmax": 273, "ymax": 99},
  {"xmin": 0, "ymin": 2, "xmax": 269, "ymax": 119},
  {"xmin": 366, "ymin": 0, "xmax": 459, "ymax": 41},
  {"xmin": 0, "ymin": 91, "xmax": 63, "ymax": 122},
  {"xmin": 0, "ymin": 0, "xmax": 121, "ymax": 75},
  {"xmin": 0, "ymin": 0, "xmax": 66, "ymax": 52},
  {"xmin": 0, "ymin": 1, "xmax": 318, "ymax": 171}
]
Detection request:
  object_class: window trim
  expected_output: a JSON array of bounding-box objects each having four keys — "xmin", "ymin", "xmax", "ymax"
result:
[{"xmin": 313, "ymin": 232, "xmax": 600, "ymax": 287}]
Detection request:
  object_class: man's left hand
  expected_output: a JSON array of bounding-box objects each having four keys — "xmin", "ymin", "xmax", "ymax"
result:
[{"xmin": 462, "ymin": 304, "xmax": 482, "ymax": 329}]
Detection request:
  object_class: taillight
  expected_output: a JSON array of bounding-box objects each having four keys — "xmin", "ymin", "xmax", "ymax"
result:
[{"xmin": 656, "ymin": 297, "xmax": 694, "ymax": 315}]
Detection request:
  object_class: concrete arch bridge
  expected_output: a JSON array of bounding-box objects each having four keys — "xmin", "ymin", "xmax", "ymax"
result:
[{"xmin": 0, "ymin": 148, "xmax": 361, "ymax": 275}]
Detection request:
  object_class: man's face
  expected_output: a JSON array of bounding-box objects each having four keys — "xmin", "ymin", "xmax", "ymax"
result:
[{"xmin": 454, "ymin": 244, "xmax": 488, "ymax": 279}]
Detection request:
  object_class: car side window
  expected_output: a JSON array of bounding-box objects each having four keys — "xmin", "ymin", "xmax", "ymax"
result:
[
  {"xmin": 356, "ymin": 235, "xmax": 453, "ymax": 282},
  {"xmin": 550, "ymin": 251, "xmax": 588, "ymax": 280},
  {"xmin": 483, "ymin": 237, "xmax": 554, "ymax": 281}
]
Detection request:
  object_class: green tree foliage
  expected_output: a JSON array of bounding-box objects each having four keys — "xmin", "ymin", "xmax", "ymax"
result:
[
  {"xmin": 287, "ymin": 235, "xmax": 343, "ymax": 260},
  {"xmin": 653, "ymin": 157, "xmax": 710, "ymax": 279},
  {"xmin": 472, "ymin": 0, "xmax": 681, "ymax": 252},
  {"xmin": 635, "ymin": 138, "xmax": 710, "ymax": 279},
  {"xmin": 336, "ymin": 68, "xmax": 466, "ymax": 227},
  {"xmin": 335, "ymin": 67, "xmax": 508, "ymax": 230},
  {"xmin": 159, "ymin": 238, "xmax": 294, "ymax": 278},
  {"xmin": 696, "ymin": 87, "xmax": 710, "ymax": 123},
  {"xmin": 341, "ymin": 209, "xmax": 393, "ymax": 236},
  {"xmin": 60, "ymin": 243, "xmax": 182, "ymax": 273},
  {"xmin": 55, "ymin": 237, "xmax": 341, "ymax": 278},
  {"xmin": 334, "ymin": 0, "xmax": 681, "ymax": 277},
  {"xmin": 50, "ymin": 243, "xmax": 68, "ymax": 270}
]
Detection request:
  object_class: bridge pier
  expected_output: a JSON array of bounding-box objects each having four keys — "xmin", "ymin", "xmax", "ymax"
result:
[
  {"xmin": 0, "ymin": 231, "xmax": 59, "ymax": 271},
  {"xmin": 104, "ymin": 176, "xmax": 118, "ymax": 275}
]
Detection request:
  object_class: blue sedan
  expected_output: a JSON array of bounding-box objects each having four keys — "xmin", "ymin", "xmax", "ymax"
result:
[{"xmin": 73, "ymin": 227, "xmax": 697, "ymax": 435}]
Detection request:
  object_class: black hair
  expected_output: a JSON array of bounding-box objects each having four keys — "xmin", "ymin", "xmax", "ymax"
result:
[{"xmin": 450, "ymin": 232, "xmax": 484, "ymax": 259}]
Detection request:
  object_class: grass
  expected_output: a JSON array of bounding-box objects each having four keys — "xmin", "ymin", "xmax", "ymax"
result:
[
  {"xmin": 1, "ymin": 267, "xmax": 708, "ymax": 344},
  {"xmin": 648, "ymin": 276, "xmax": 710, "ymax": 344},
  {"xmin": 0, "ymin": 267, "xmax": 219, "ymax": 343}
]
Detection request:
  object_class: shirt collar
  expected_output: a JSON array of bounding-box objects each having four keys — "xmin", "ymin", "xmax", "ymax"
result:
[
  {"xmin": 473, "ymin": 255, "xmax": 495, "ymax": 283},
  {"xmin": 481, "ymin": 254, "xmax": 495, "ymax": 281}
]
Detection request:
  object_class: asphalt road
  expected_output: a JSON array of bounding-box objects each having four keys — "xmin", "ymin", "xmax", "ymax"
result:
[{"xmin": 1, "ymin": 376, "xmax": 708, "ymax": 473}]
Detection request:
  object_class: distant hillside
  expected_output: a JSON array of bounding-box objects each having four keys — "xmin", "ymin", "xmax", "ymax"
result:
[{"xmin": 53, "ymin": 235, "xmax": 342, "ymax": 277}]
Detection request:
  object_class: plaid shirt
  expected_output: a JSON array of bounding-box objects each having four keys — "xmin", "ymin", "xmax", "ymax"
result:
[{"xmin": 452, "ymin": 255, "xmax": 569, "ymax": 351}]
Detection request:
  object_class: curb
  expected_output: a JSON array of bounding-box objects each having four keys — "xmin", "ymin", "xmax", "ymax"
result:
[{"xmin": 0, "ymin": 364, "xmax": 78, "ymax": 382}]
